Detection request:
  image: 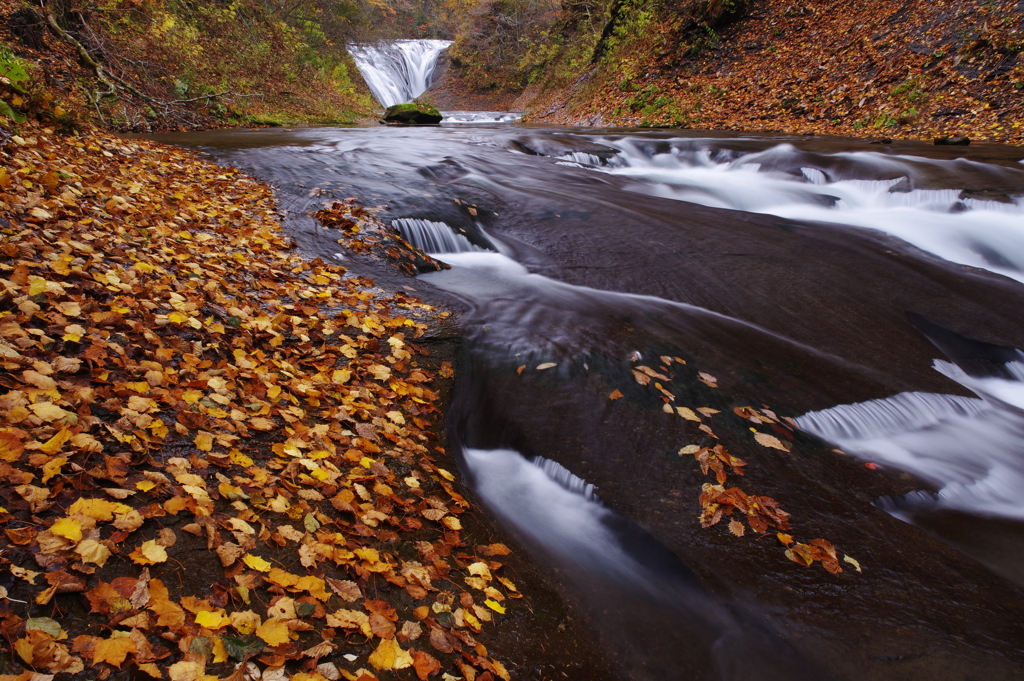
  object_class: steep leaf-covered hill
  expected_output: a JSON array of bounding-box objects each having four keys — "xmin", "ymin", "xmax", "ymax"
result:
[{"xmin": 438, "ymin": 0, "xmax": 1024, "ymax": 142}]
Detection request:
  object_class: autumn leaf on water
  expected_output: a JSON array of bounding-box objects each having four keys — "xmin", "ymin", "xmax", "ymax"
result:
[
  {"xmin": 631, "ymin": 369, "xmax": 651, "ymax": 386},
  {"xmin": 754, "ymin": 432, "xmax": 791, "ymax": 452},
  {"xmin": 697, "ymin": 372, "xmax": 718, "ymax": 387},
  {"xmin": 536, "ymin": 362, "xmax": 557, "ymax": 370},
  {"xmin": 609, "ymin": 389, "xmax": 624, "ymax": 400}
]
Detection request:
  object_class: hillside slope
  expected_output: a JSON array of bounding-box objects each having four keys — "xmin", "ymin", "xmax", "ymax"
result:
[{"xmin": 442, "ymin": 0, "xmax": 1024, "ymax": 143}]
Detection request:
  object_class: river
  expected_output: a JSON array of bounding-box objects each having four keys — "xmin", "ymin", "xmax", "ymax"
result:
[{"xmin": 152, "ymin": 123, "xmax": 1024, "ymax": 680}]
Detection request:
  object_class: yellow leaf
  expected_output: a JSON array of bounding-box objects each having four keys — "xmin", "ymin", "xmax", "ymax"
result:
[
  {"xmin": 385, "ymin": 410, "xmax": 405, "ymax": 424},
  {"xmin": 266, "ymin": 568, "xmax": 300, "ymax": 588},
  {"xmin": 76, "ymin": 539, "xmax": 112, "ymax": 567},
  {"xmin": 29, "ymin": 402, "xmax": 72, "ymax": 422},
  {"xmin": 50, "ymin": 517, "xmax": 82, "ymax": 542},
  {"xmin": 243, "ymin": 554, "xmax": 272, "ymax": 572},
  {"xmin": 40, "ymin": 456, "xmax": 68, "ymax": 484},
  {"xmin": 255, "ymin": 617, "xmax": 291, "ymax": 646},
  {"xmin": 69, "ymin": 498, "xmax": 121, "ymax": 520},
  {"xmin": 182, "ymin": 389, "xmax": 203, "ymax": 404},
  {"xmin": 137, "ymin": 663, "xmax": 163, "ymax": 678},
  {"xmin": 211, "ymin": 637, "xmax": 228, "ymax": 664},
  {"xmin": 753, "ymin": 432, "xmax": 791, "ymax": 452},
  {"xmin": 38, "ymin": 427, "xmax": 73, "ymax": 455},
  {"xmin": 168, "ymin": 660, "xmax": 204, "ymax": 681},
  {"xmin": 484, "ymin": 599, "xmax": 506, "ymax": 614},
  {"xmin": 676, "ymin": 407, "xmax": 701, "ymax": 422},
  {"xmin": 131, "ymin": 540, "xmax": 168, "ymax": 565},
  {"xmin": 230, "ymin": 610, "xmax": 261, "ymax": 635},
  {"xmin": 536, "ymin": 362, "xmax": 557, "ymax": 370},
  {"xmin": 195, "ymin": 610, "xmax": 230, "ymax": 629},
  {"xmin": 843, "ymin": 554, "xmax": 863, "ymax": 573},
  {"xmin": 368, "ymin": 638, "xmax": 413, "ymax": 670},
  {"xmin": 28, "ymin": 277, "xmax": 47, "ymax": 296},
  {"xmin": 194, "ymin": 432, "xmax": 214, "ymax": 452},
  {"xmin": 136, "ymin": 480, "xmax": 157, "ymax": 492},
  {"xmin": 229, "ymin": 449, "xmax": 253, "ymax": 467}
]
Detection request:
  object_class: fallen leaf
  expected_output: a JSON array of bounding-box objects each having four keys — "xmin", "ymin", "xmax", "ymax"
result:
[
  {"xmin": 753, "ymin": 432, "xmax": 790, "ymax": 451},
  {"xmin": 368, "ymin": 638, "xmax": 413, "ymax": 670},
  {"xmin": 130, "ymin": 540, "xmax": 168, "ymax": 565}
]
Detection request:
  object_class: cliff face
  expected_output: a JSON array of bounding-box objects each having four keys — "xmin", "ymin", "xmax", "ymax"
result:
[{"xmin": 441, "ymin": 0, "xmax": 1024, "ymax": 143}]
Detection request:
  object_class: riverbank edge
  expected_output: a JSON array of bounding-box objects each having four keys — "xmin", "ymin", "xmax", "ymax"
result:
[{"xmin": 0, "ymin": 117, "xmax": 624, "ymax": 681}]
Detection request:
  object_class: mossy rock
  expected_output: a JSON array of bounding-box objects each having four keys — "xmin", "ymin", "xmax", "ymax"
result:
[{"xmin": 383, "ymin": 102, "xmax": 442, "ymax": 125}]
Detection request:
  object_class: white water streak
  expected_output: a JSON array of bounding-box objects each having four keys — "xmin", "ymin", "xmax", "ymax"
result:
[
  {"xmin": 599, "ymin": 140, "xmax": 1024, "ymax": 284},
  {"xmin": 797, "ymin": 356, "xmax": 1024, "ymax": 519}
]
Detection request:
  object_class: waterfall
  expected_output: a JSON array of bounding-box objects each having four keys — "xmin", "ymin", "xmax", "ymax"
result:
[
  {"xmin": 393, "ymin": 218, "xmax": 485, "ymax": 254},
  {"xmin": 347, "ymin": 39, "xmax": 452, "ymax": 108}
]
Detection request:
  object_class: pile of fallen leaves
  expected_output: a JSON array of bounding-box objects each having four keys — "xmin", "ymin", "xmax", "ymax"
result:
[
  {"xmin": 607, "ymin": 355, "xmax": 855, "ymax": 575},
  {"xmin": 0, "ymin": 119, "xmax": 517, "ymax": 681}
]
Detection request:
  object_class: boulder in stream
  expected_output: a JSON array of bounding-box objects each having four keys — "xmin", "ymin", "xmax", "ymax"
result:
[{"xmin": 383, "ymin": 102, "xmax": 443, "ymax": 125}]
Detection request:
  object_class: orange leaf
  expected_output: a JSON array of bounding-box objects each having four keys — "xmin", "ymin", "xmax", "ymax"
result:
[{"xmin": 93, "ymin": 636, "xmax": 136, "ymax": 668}]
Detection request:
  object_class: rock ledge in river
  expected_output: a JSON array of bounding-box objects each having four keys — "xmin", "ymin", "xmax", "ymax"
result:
[{"xmin": 383, "ymin": 102, "xmax": 442, "ymax": 125}]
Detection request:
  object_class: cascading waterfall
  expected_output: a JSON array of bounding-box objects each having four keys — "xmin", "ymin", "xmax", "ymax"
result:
[
  {"xmin": 347, "ymin": 39, "xmax": 451, "ymax": 108},
  {"xmin": 392, "ymin": 218, "xmax": 485, "ymax": 254}
]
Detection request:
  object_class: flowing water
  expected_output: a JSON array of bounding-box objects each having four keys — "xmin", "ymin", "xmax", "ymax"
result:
[
  {"xmin": 346, "ymin": 39, "xmax": 452, "ymax": 107},
  {"xmin": 153, "ymin": 123, "xmax": 1024, "ymax": 680}
]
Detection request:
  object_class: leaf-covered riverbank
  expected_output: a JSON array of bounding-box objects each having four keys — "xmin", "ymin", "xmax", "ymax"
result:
[{"xmin": 0, "ymin": 119, "xmax": 523, "ymax": 681}]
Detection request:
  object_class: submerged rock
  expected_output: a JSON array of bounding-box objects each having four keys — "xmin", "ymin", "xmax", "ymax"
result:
[
  {"xmin": 383, "ymin": 102, "xmax": 442, "ymax": 125},
  {"xmin": 934, "ymin": 135, "xmax": 971, "ymax": 146}
]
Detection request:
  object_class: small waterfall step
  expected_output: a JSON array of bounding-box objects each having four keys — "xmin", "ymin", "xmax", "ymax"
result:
[
  {"xmin": 393, "ymin": 218, "xmax": 486, "ymax": 255},
  {"xmin": 348, "ymin": 39, "xmax": 451, "ymax": 108}
]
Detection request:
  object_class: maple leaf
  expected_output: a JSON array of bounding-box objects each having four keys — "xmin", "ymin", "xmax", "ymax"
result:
[{"xmin": 93, "ymin": 635, "xmax": 137, "ymax": 668}]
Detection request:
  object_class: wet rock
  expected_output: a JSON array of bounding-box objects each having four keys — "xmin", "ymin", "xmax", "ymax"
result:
[
  {"xmin": 383, "ymin": 102, "xmax": 442, "ymax": 125},
  {"xmin": 934, "ymin": 135, "xmax": 971, "ymax": 146},
  {"xmin": 869, "ymin": 137, "xmax": 893, "ymax": 144}
]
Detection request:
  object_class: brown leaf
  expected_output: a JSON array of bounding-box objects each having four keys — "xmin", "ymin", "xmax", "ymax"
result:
[{"xmin": 412, "ymin": 648, "xmax": 442, "ymax": 680}]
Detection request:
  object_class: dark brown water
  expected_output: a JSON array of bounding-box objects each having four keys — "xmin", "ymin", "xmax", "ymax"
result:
[{"xmin": 153, "ymin": 125, "xmax": 1024, "ymax": 680}]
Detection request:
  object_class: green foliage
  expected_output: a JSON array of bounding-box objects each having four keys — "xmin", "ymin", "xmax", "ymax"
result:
[{"xmin": 0, "ymin": 45, "xmax": 31, "ymax": 94}]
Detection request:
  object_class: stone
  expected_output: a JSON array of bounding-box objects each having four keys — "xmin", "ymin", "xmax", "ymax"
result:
[
  {"xmin": 933, "ymin": 135, "xmax": 970, "ymax": 146},
  {"xmin": 383, "ymin": 102, "xmax": 443, "ymax": 125}
]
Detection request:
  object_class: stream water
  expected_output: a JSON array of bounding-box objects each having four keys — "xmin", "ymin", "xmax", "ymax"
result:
[{"xmin": 152, "ymin": 123, "xmax": 1024, "ymax": 680}]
